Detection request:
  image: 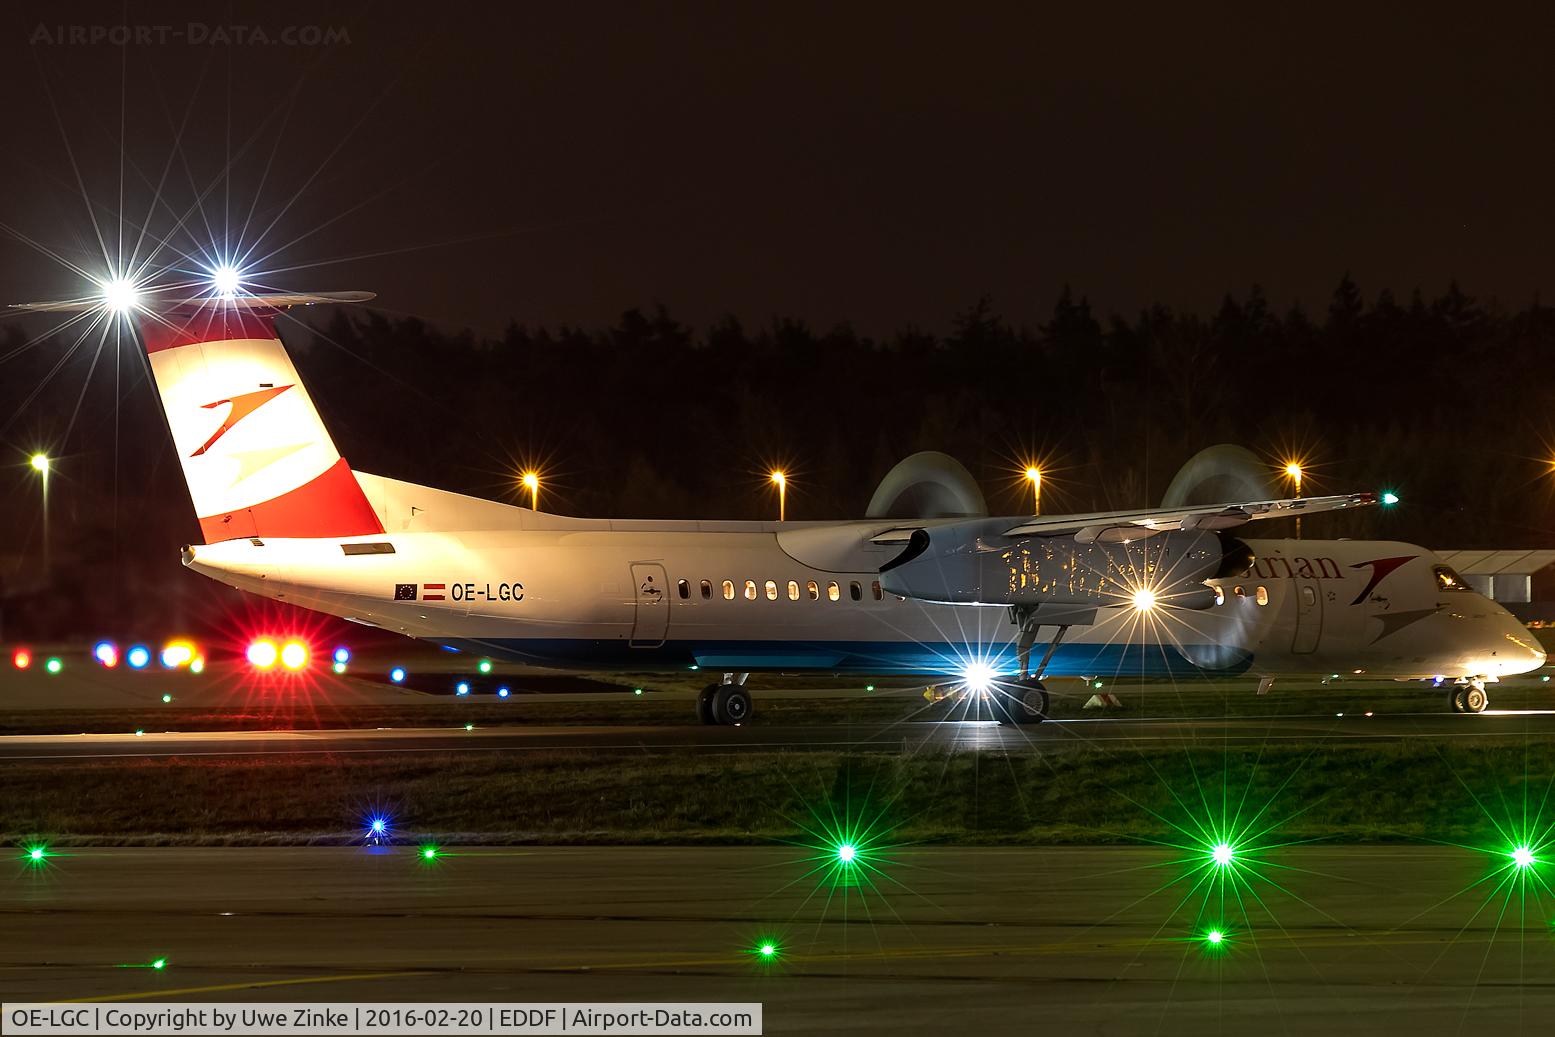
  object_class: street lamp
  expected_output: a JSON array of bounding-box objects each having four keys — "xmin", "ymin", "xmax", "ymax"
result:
[
  {"xmin": 1283, "ymin": 462, "xmax": 1302, "ymax": 539},
  {"xmin": 1025, "ymin": 466, "xmax": 1041, "ymax": 516},
  {"xmin": 770, "ymin": 471, "xmax": 786, "ymax": 522},
  {"xmin": 30, "ymin": 454, "xmax": 50, "ymax": 576},
  {"xmin": 521, "ymin": 471, "xmax": 540, "ymax": 511}
]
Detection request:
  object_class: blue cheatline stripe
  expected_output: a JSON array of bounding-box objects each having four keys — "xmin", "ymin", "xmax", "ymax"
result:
[{"xmin": 435, "ymin": 637, "xmax": 1252, "ymax": 677}]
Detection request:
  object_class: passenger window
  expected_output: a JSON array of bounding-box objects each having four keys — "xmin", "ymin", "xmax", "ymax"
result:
[
  {"xmin": 764, "ymin": 579, "xmax": 778, "ymax": 601},
  {"xmin": 745, "ymin": 580, "xmax": 758, "ymax": 600},
  {"xmin": 787, "ymin": 580, "xmax": 800, "ymax": 601},
  {"xmin": 827, "ymin": 581, "xmax": 841, "ymax": 602},
  {"xmin": 1300, "ymin": 585, "xmax": 1317, "ymax": 606},
  {"xmin": 871, "ymin": 580, "xmax": 883, "ymax": 601},
  {"xmin": 722, "ymin": 580, "xmax": 735, "ymax": 600},
  {"xmin": 677, "ymin": 579, "xmax": 689, "ymax": 600},
  {"xmin": 850, "ymin": 581, "xmax": 862, "ymax": 601},
  {"xmin": 700, "ymin": 580, "xmax": 712, "ymax": 600},
  {"xmin": 806, "ymin": 580, "xmax": 819, "ymax": 600},
  {"xmin": 1255, "ymin": 586, "xmax": 1269, "ymax": 606},
  {"xmin": 1213, "ymin": 586, "xmax": 1225, "ymax": 606},
  {"xmin": 1434, "ymin": 565, "xmax": 1469, "ymax": 592},
  {"xmin": 1233, "ymin": 585, "xmax": 1245, "ymax": 598}
]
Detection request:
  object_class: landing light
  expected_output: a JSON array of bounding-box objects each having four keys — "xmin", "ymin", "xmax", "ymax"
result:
[
  {"xmin": 1131, "ymin": 588, "xmax": 1157, "ymax": 611},
  {"xmin": 160, "ymin": 641, "xmax": 195, "ymax": 669},
  {"xmin": 961, "ymin": 662, "xmax": 996, "ymax": 694},
  {"xmin": 30, "ymin": 454, "xmax": 49, "ymax": 473}
]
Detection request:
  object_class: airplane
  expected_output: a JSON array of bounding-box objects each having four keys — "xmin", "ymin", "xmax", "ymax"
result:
[{"xmin": 14, "ymin": 289, "xmax": 1547, "ymax": 724}]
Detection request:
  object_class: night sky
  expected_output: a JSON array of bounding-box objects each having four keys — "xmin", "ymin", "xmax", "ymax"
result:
[{"xmin": 3, "ymin": 3, "xmax": 1554, "ymax": 336}]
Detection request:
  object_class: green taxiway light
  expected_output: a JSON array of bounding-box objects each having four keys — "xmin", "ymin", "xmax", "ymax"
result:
[
  {"xmin": 45, "ymin": 657, "xmax": 62, "ymax": 674},
  {"xmin": 161, "ymin": 694, "xmax": 172, "ymax": 703},
  {"xmin": 633, "ymin": 688, "xmax": 643, "ymax": 696},
  {"xmin": 464, "ymin": 723, "xmax": 474, "ymax": 731},
  {"xmin": 478, "ymin": 659, "xmax": 493, "ymax": 674},
  {"xmin": 421, "ymin": 846, "xmax": 439, "ymax": 860},
  {"xmin": 836, "ymin": 843, "xmax": 857, "ymax": 864},
  {"xmin": 152, "ymin": 958, "xmax": 166, "ymax": 970},
  {"xmin": 865, "ymin": 684, "xmax": 875, "ymax": 692},
  {"xmin": 1380, "ymin": 491, "xmax": 1400, "ymax": 506},
  {"xmin": 24, "ymin": 844, "xmax": 49, "ymax": 865},
  {"xmin": 1512, "ymin": 846, "xmax": 1536, "ymax": 869},
  {"xmin": 332, "ymin": 661, "xmax": 347, "ymax": 674},
  {"xmin": 759, "ymin": 942, "xmax": 777, "ymax": 959},
  {"xmin": 1205, "ymin": 929, "xmax": 1225, "ymax": 946},
  {"xmin": 1210, "ymin": 842, "xmax": 1234, "ymax": 867}
]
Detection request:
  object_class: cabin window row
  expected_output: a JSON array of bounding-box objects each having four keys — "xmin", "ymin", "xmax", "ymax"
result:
[
  {"xmin": 1214, "ymin": 585, "xmax": 1270, "ymax": 606},
  {"xmin": 675, "ymin": 578, "xmax": 883, "ymax": 602}
]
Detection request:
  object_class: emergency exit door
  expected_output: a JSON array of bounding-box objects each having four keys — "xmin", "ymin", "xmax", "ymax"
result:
[
  {"xmin": 630, "ymin": 562, "xmax": 670, "ymax": 647},
  {"xmin": 1291, "ymin": 580, "xmax": 1322, "ymax": 654}
]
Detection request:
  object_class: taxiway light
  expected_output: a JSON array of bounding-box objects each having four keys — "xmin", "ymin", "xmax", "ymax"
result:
[
  {"xmin": 759, "ymin": 942, "xmax": 777, "ymax": 959},
  {"xmin": 333, "ymin": 646, "xmax": 351, "ymax": 665},
  {"xmin": 30, "ymin": 453, "xmax": 49, "ymax": 473},
  {"xmin": 161, "ymin": 694, "xmax": 172, "ymax": 703},
  {"xmin": 421, "ymin": 846, "xmax": 439, "ymax": 860},
  {"xmin": 1380, "ymin": 491, "xmax": 1400, "ymax": 506},
  {"xmin": 464, "ymin": 723, "xmax": 474, "ymax": 731},
  {"xmin": 1512, "ymin": 846, "xmax": 1536, "ymax": 869},
  {"xmin": 279, "ymin": 641, "xmax": 308, "ymax": 671},
  {"xmin": 44, "ymin": 657, "xmax": 62, "ymax": 675},
  {"xmin": 190, "ymin": 657, "xmax": 205, "ymax": 674},
  {"xmin": 12, "ymin": 649, "xmax": 30, "ymax": 669},
  {"xmin": 93, "ymin": 641, "xmax": 119, "ymax": 667},
  {"xmin": 478, "ymin": 659, "xmax": 493, "ymax": 674},
  {"xmin": 100, "ymin": 278, "xmax": 140, "ymax": 313},
  {"xmin": 126, "ymin": 645, "xmax": 151, "ymax": 670},
  {"xmin": 1205, "ymin": 929, "xmax": 1225, "ymax": 946},
  {"xmin": 497, "ymin": 686, "xmax": 510, "ymax": 699},
  {"xmin": 24, "ymin": 844, "xmax": 48, "ymax": 864},
  {"xmin": 331, "ymin": 661, "xmax": 346, "ymax": 674},
  {"xmin": 160, "ymin": 642, "xmax": 195, "ymax": 668},
  {"xmin": 865, "ymin": 684, "xmax": 874, "ymax": 692},
  {"xmin": 390, "ymin": 667, "xmax": 406, "ymax": 683},
  {"xmin": 1131, "ymin": 588, "xmax": 1157, "ymax": 611},
  {"xmin": 837, "ymin": 843, "xmax": 857, "ymax": 864},
  {"xmin": 246, "ymin": 640, "xmax": 278, "ymax": 669},
  {"xmin": 1211, "ymin": 842, "xmax": 1235, "ymax": 867},
  {"xmin": 633, "ymin": 687, "xmax": 643, "ymax": 696},
  {"xmin": 151, "ymin": 958, "xmax": 166, "ymax": 970},
  {"xmin": 372, "ymin": 819, "xmax": 386, "ymax": 834},
  {"xmin": 456, "ymin": 682, "xmax": 471, "ymax": 696}
]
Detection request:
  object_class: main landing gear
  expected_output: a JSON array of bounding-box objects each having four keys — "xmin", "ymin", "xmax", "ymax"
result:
[
  {"xmin": 697, "ymin": 672, "xmax": 752, "ymax": 726},
  {"xmin": 1449, "ymin": 679, "xmax": 1489, "ymax": 714},
  {"xmin": 996, "ymin": 608, "xmax": 1069, "ymax": 726}
]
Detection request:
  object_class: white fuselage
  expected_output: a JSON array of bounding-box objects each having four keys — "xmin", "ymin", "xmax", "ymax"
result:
[{"xmin": 184, "ymin": 478, "xmax": 1545, "ymax": 682}]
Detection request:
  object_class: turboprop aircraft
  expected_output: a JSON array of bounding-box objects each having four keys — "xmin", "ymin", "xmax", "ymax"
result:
[{"xmin": 14, "ymin": 289, "xmax": 1545, "ymax": 724}]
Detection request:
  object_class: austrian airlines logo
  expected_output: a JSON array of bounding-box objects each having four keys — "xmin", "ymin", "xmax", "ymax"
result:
[
  {"xmin": 191, "ymin": 385, "xmax": 294, "ymax": 457},
  {"xmin": 1348, "ymin": 555, "xmax": 1415, "ymax": 605}
]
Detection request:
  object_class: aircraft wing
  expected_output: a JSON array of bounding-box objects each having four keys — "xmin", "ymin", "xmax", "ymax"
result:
[
  {"xmin": 999, "ymin": 492, "xmax": 1377, "ymax": 542},
  {"xmin": 869, "ymin": 491, "xmax": 1377, "ymax": 545},
  {"xmin": 8, "ymin": 291, "xmax": 375, "ymax": 314}
]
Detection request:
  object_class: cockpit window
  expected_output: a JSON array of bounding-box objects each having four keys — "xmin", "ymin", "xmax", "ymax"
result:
[{"xmin": 1434, "ymin": 565, "xmax": 1470, "ymax": 592}]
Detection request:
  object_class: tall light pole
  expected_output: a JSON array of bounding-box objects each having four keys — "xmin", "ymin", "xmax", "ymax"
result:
[
  {"xmin": 1025, "ymin": 466, "xmax": 1042, "ymax": 516},
  {"xmin": 30, "ymin": 454, "xmax": 49, "ymax": 576},
  {"xmin": 770, "ymin": 471, "xmax": 786, "ymax": 522},
  {"xmin": 1284, "ymin": 462, "xmax": 1302, "ymax": 539},
  {"xmin": 521, "ymin": 471, "xmax": 540, "ymax": 511}
]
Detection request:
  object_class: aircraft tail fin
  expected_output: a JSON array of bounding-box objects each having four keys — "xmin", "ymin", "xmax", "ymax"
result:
[{"xmin": 133, "ymin": 295, "xmax": 382, "ymax": 544}]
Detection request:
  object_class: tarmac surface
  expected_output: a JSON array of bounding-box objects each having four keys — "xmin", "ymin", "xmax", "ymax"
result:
[
  {"xmin": 4, "ymin": 709, "xmax": 1555, "ymax": 762},
  {"xmin": 3, "ymin": 846, "xmax": 1553, "ymax": 1033}
]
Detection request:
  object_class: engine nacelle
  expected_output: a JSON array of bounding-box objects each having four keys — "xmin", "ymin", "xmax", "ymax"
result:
[{"xmin": 879, "ymin": 522, "xmax": 1225, "ymax": 611}]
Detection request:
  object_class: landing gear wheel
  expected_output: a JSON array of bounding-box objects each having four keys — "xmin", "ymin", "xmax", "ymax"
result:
[
  {"xmin": 1463, "ymin": 684, "xmax": 1489, "ymax": 714},
  {"xmin": 712, "ymin": 685, "xmax": 752, "ymax": 726},
  {"xmin": 1449, "ymin": 687, "xmax": 1468, "ymax": 713},
  {"xmin": 999, "ymin": 679, "xmax": 1050, "ymax": 725},
  {"xmin": 696, "ymin": 684, "xmax": 719, "ymax": 724}
]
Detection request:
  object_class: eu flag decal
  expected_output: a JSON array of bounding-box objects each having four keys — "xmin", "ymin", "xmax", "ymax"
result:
[{"xmin": 394, "ymin": 583, "xmax": 418, "ymax": 601}]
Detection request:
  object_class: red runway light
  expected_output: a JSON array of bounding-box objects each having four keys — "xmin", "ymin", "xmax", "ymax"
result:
[{"xmin": 12, "ymin": 649, "xmax": 31, "ymax": 670}]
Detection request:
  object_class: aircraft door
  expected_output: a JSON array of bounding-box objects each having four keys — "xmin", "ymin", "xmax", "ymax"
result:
[
  {"xmin": 1292, "ymin": 580, "xmax": 1322, "ymax": 654},
  {"xmin": 629, "ymin": 562, "xmax": 670, "ymax": 648}
]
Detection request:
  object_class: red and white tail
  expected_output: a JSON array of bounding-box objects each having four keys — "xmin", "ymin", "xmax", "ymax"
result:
[{"xmin": 136, "ymin": 296, "xmax": 383, "ymax": 544}]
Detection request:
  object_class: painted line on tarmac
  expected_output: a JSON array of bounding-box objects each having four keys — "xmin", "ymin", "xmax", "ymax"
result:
[{"xmin": 56, "ymin": 970, "xmax": 434, "ymax": 1003}]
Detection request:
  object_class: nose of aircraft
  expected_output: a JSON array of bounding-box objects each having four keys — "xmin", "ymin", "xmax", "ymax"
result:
[{"xmin": 1488, "ymin": 610, "xmax": 1547, "ymax": 677}]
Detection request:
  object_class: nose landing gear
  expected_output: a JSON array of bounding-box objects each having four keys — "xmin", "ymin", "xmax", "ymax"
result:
[
  {"xmin": 697, "ymin": 672, "xmax": 752, "ymax": 725},
  {"xmin": 1450, "ymin": 679, "xmax": 1489, "ymax": 714}
]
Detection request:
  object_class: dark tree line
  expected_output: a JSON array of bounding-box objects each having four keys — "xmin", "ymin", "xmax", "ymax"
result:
[{"xmin": 3, "ymin": 275, "xmax": 1554, "ymax": 638}]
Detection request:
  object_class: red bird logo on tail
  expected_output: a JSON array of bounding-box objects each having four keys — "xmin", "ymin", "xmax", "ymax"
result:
[{"xmin": 191, "ymin": 385, "xmax": 294, "ymax": 457}]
